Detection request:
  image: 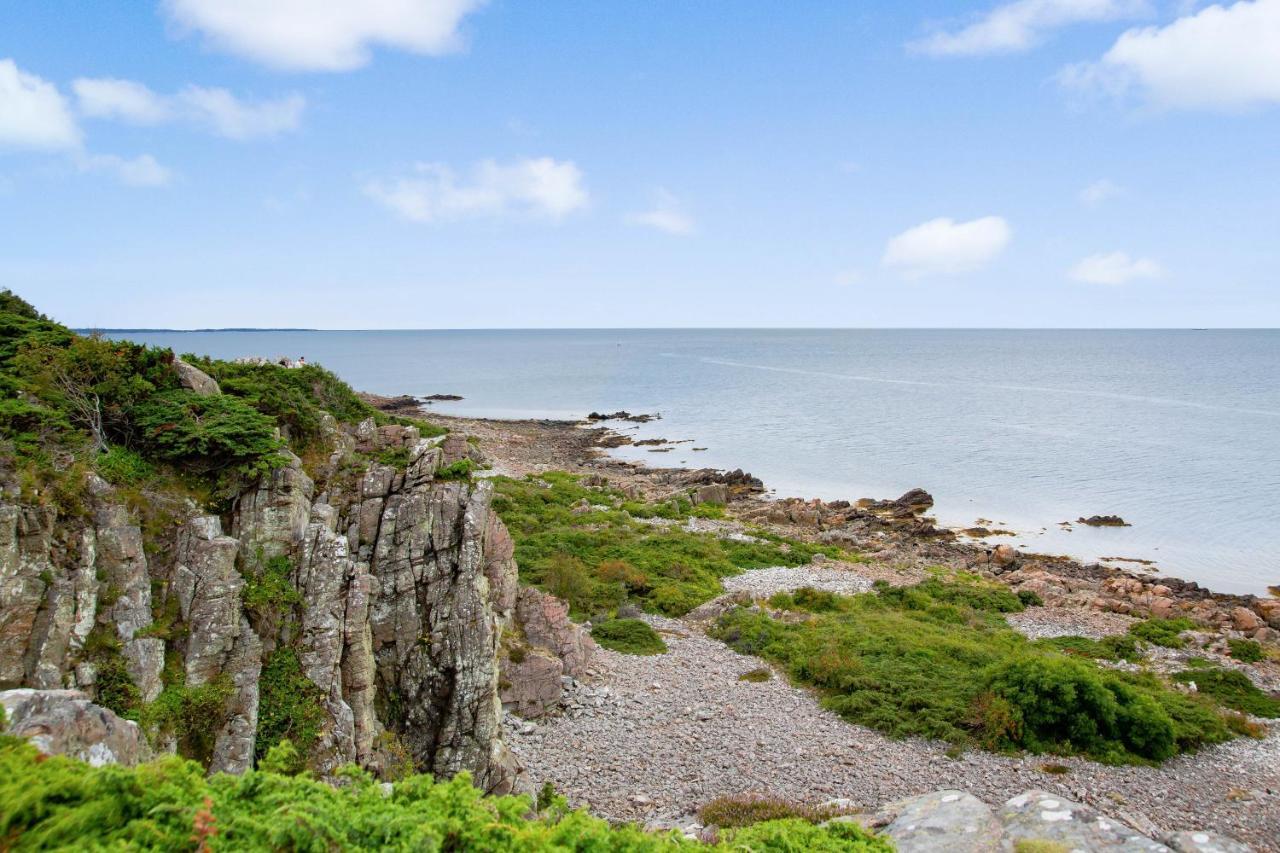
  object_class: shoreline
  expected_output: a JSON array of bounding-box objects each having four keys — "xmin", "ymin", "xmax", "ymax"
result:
[{"xmin": 411, "ymin": 407, "xmax": 1277, "ymax": 623}]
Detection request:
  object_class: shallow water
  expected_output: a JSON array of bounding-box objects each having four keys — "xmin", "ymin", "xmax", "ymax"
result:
[{"xmin": 113, "ymin": 328, "xmax": 1280, "ymax": 595}]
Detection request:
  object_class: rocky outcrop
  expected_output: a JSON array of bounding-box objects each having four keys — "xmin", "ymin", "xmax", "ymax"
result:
[
  {"xmin": 499, "ymin": 586, "xmax": 595, "ymax": 719},
  {"xmin": 868, "ymin": 789, "xmax": 1252, "ymax": 853},
  {"xmin": 0, "ymin": 688, "xmax": 150, "ymax": 766},
  {"xmin": 0, "ymin": 417, "xmax": 523, "ymax": 793}
]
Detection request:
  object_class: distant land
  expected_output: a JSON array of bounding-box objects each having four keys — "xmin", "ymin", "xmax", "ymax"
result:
[{"xmin": 77, "ymin": 327, "xmax": 318, "ymax": 333}]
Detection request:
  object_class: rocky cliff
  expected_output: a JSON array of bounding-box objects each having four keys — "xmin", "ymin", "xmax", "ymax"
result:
[{"xmin": 0, "ymin": 407, "xmax": 524, "ymax": 792}]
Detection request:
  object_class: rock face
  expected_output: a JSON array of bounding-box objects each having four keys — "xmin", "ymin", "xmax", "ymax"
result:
[
  {"xmin": 0, "ymin": 688, "xmax": 150, "ymax": 766},
  {"xmin": 0, "ymin": 417, "xmax": 522, "ymax": 793}
]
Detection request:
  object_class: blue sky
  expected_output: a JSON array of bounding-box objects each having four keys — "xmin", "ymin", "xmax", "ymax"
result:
[{"xmin": 2, "ymin": 1, "xmax": 1278, "ymax": 328}]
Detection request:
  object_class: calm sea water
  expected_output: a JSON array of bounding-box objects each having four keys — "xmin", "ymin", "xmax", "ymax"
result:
[{"xmin": 114, "ymin": 329, "xmax": 1280, "ymax": 596}]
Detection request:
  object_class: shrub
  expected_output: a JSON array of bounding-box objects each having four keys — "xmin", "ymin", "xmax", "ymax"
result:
[
  {"xmin": 982, "ymin": 656, "xmax": 1176, "ymax": 762},
  {"xmin": 1036, "ymin": 634, "xmax": 1141, "ymax": 663},
  {"xmin": 768, "ymin": 587, "xmax": 844, "ymax": 613},
  {"xmin": 591, "ymin": 619, "xmax": 667, "ymax": 655},
  {"xmin": 698, "ymin": 795, "xmax": 854, "ymax": 828},
  {"xmin": 255, "ymin": 649, "xmax": 327, "ymax": 767},
  {"xmin": 436, "ymin": 458, "xmax": 476, "ymax": 480},
  {"xmin": 1017, "ymin": 589, "xmax": 1044, "ymax": 607},
  {"xmin": 1129, "ymin": 617, "xmax": 1195, "ymax": 648},
  {"xmin": 242, "ymin": 555, "xmax": 301, "ymax": 621},
  {"xmin": 739, "ymin": 667, "xmax": 773, "ymax": 683},
  {"xmin": 1228, "ymin": 638, "xmax": 1265, "ymax": 663},
  {"xmin": 0, "ymin": 736, "xmax": 879, "ymax": 851},
  {"xmin": 1172, "ymin": 667, "xmax": 1280, "ymax": 718},
  {"xmin": 130, "ymin": 391, "xmax": 283, "ymax": 479},
  {"xmin": 140, "ymin": 676, "xmax": 235, "ymax": 764},
  {"xmin": 95, "ymin": 445, "xmax": 154, "ymax": 485}
]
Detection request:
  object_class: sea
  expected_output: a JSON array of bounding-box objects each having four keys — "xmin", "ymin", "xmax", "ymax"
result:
[{"xmin": 109, "ymin": 328, "xmax": 1280, "ymax": 596}]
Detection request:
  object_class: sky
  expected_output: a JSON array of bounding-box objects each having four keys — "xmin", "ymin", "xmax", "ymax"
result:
[{"xmin": 1, "ymin": 0, "xmax": 1278, "ymax": 329}]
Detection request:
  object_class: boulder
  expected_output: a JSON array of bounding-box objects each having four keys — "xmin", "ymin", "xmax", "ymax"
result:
[
  {"xmin": 692, "ymin": 483, "xmax": 729, "ymax": 506},
  {"xmin": 998, "ymin": 790, "xmax": 1168, "ymax": 851},
  {"xmin": 875, "ymin": 790, "xmax": 1002, "ymax": 853},
  {"xmin": 173, "ymin": 358, "xmax": 221, "ymax": 396},
  {"xmin": 1231, "ymin": 607, "xmax": 1261, "ymax": 632},
  {"xmin": 0, "ymin": 688, "xmax": 150, "ymax": 766}
]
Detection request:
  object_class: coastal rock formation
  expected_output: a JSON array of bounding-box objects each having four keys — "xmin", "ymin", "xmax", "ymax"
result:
[
  {"xmin": 0, "ymin": 417, "xmax": 522, "ymax": 792},
  {"xmin": 0, "ymin": 688, "xmax": 151, "ymax": 766},
  {"xmin": 499, "ymin": 586, "xmax": 595, "ymax": 718},
  {"xmin": 1078, "ymin": 514, "xmax": 1130, "ymax": 527}
]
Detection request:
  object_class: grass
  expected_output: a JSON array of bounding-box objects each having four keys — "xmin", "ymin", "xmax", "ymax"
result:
[
  {"xmin": 1228, "ymin": 638, "xmax": 1265, "ymax": 663},
  {"xmin": 711, "ymin": 580, "xmax": 1242, "ymax": 764},
  {"xmin": 492, "ymin": 471, "xmax": 846, "ymax": 619},
  {"xmin": 1034, "ymin": 634, "xmax": 1142, "ymax": 663},
  {"xmin": 591, "ymin": 619, "xmax": 668, "ymax": 655}
]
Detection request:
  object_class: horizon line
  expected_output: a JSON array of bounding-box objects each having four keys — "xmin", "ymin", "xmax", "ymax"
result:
[{"xmin": 78, "ymin": 326, "xmax": 1274, "ymax": 333}]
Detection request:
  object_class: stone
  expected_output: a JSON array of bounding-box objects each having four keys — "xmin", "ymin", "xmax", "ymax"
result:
[
  {"xmin": 173, "ymin": 358, "xmax": 221, "ymax": 395},
  {"xmin": 692, "ymin": 484, "xmax": 729, "ymax": 506},
  {"xmin": 0, "ymin": 688, "xmax": 150, "ymax": 766},
  {"xmin": 875, "ymin": 790, "xmax": 1002, "ymax": 853},
  {"xmin": 1230, "ymin": 607, "xmax": 1261, "ymax": 632},
  {"xmin": 999, "ymin": 790, "xmax": 1169, "ymax": 851}
]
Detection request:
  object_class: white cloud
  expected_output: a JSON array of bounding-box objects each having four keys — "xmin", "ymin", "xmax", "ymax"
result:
[
  {"xmin": 910, "ymin": 0, "xmax": 1150, "ymax": 57},
  {"xmin": 1060, "ymin": 0, "xmax": 1280, "ymax": 110},
  {"xmin": 0, "ymin": 58, "xmax": 80, "ymax": 149},
  {"xmin": 163, "ymin": 0, "xmax": 486, "ymax": 71},
  {"xmin": 73, "ymin": 78, "xmax": 170, "ymax": 124},
  {"xmin": 76, "ymin": 152, "xmax": 174, "ymax": 187},
  {"xmin": 73, "ymin": 77, "xmax": 304, "ymax": 140},
  {"xmin": 364, "ymin": 157, "xmax": 589, "ymax": 223},
  {"xmin": 882, "ymin": 216, "xmax": 1012, "ymax": 278},
  {"xmin": 626, "ymin": 190, "xmax": 695, "ymax": 235},
  {"xmin": 1079, "ymin": 178, "xmax": 1122, "ymax": 204},
  {"xmin": 1069, "ymin": 251, "xmax": 1162, "ymax": 283}
]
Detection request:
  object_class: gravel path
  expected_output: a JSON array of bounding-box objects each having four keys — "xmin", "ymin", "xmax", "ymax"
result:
[
  {"xmin": 720, "ymin": 563, "xmax": 874, "ymax": 598},
  {"xmin": 508, "ymin": 572, "xmax": 1280, "ymax": 850}
]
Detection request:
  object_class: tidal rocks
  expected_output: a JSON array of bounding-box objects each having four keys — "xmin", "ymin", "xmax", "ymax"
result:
[
  {"xmin": 0, "ymin": 688, "xmax": 151, "ymax": 767},
  {"xmin": 586, "ymin": 410, "xmax": 660, "ymax": 423},
  {"xmin": 422, "ymin": 393, "xmax": 464, "ymax": 401},
  {"xmin": 1079, "ymin": 515, "xmax": 1131, "ymax": 527}
]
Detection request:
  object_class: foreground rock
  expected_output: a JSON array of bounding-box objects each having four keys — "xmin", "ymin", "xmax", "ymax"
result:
[{"xmin": 0, "ymin": 689, "xmax": 151, "ymax": 766}]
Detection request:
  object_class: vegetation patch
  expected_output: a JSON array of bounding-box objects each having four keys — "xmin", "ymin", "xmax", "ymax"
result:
[
  {"xmin": 140, "ymin": 676, "xmax": 235, "ymax": 765},
  {"xmin": 739, "ymin": 667, "xmax": 773, "ymax": 682},
  {"xmin": 1171, "ymin": 667, "xmax": 1280, "ymax": 718},
  {"xmin": 0, "ymin": 736, "xmax": 887, "ymax": 851},
  {"xmin": 712, "ymin": 579, "xmax": 1239, "ymax": 764},
  {"xmin": 591, "ymin": 619, "xmax": 668, "ymax": 655},
  {"xmin": 493, "ymin": 471, "xmax": 844, "ymax": 619},
  {"xmin": 255, "ymin": 648, "xmax": 327, "ymax": 768},
  {"xmin": 1228, "ymin": 638, "xmax": 1265, "ymax": 663},
  {"xmin": 698, "ymin": 794, "xmax": 858, "ymax": 829},
  {"xmin": 1128, "ymin": 617, "xmax": 1196, "ymax": 649},
  {"xmin": 1034, "ymin": 634, "xmax": 1141, "ymax": 663}
]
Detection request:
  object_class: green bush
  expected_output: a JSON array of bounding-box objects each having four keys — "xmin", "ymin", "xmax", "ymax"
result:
[
  {"xmin": 241, "ymin": 555, "xmax": 301, "ymax": 621},
  {"xmin": 0, "ymin": 736, "xmax": 881, "ymax": 851},
  {"xmin": 256, "ymin": 649, "xmax": 327, "ymax": 767},
  {"xmin": 436, "ymin": 458, "xmax": 477, "ymax": 480},
  {"xmin": 768, "ymin": 587, "xmax": 845, "ymax": 613},
  {"xmin": 1228, "ymin": 639, "xmax": 1265, "ymax": 663},
  {"xmin": 591, "ymin": 619, "xmax": 668, "ymax": 655},
  {"xmin": 1129, "ymin": 617, "xmax": 1195, "ymax": 648},
  {"xmin": 131, "ymin": 391, "xmax": 283, "ymax": 479},
  {"xmin": 1017, "ymin": 589, "xmax": 1044, "ymax": 607},
  {"xmin": 712, "ymin": 579, "xmax": 1238, "ymax": 764},
  {"xmin": 96, "ymin": 445, "xmax": 155, "ymax": 485},
  {"xmin": 140, "ymin": 677, "xmax": 235, "ymax": 764},
  {"xmin": 1172, "ymin": 667, "xmax": 1280, "ymax": 718}
]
